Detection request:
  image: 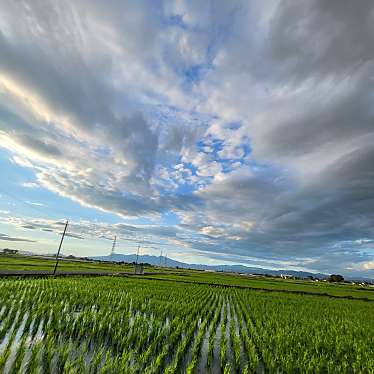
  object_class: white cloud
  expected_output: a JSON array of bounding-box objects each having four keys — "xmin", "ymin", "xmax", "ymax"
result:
[
  {"xmin": 22, "ymin": 182, "xmax": 39, "ymax": 189},
  {"xmin": 25, "ymin": 201, "xmax": 45, "ymax": 207},
  {"xmin": 363, "ymin": 261, "xmax": 374, "ymax": 270}
]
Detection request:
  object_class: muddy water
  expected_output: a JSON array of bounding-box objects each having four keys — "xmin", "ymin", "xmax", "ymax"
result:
[
  {"xmin": 196, "ymin": 322, "xmax": 210, "ymax": 373},
  {"xmin": 232, "ymin": 305, "xmax": 246, "ymax": 372},
  {"xmin": 225, "ymin": 301, "xmax": 236, "ymax": 373},
  {"xmin": 212, "ymin": 301, "xmax": 225, "ymax": 374},
  {"xmin": 179, "ymin": 318, "xmax": 201, "ymax": 372},
  {"xmin": 3, "ymin": 312, "xmax": 29, "ymax": 373},
  {"xmin": 0, "ymin": 310, "xmax": 21, "ymax": 353}
]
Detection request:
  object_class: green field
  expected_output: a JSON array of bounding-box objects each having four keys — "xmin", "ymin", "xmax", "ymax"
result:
[
  {"xmin": 0, "ymin": 276, "xmax": 373, "ymax": 373},
  {"xmin": 0, "ymin": 254, "xmax": 183, "ymax": 274},
  {"xmin": 0, "ymin": 254, "xmax": 136, "ymax": 273},
  {"xmin": 142, "ymin": 271, "xmax": 374, "ymax": 301},
  {"xmin": 1, "ymin": 254, "xmax": 373, "ymax": 302}
]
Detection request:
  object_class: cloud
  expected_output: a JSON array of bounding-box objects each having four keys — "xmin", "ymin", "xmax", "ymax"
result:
[
  {"xmin": 22, "ymin": 182, "xmax": 39, "ymax": 189},
  {"xmin": 25, "ymin": 201, "xmax": 45, "ymax": 207},
  {"xmin": 64, "ymin": 233, "xmax": 84, "ymax": 240},
  {"xmin": 0, "ymin": 233, "xmax": 36, "ymax": 242},
  {"xmin": 0, "ymin": 0, "xmax": 373, "ymax": 276},
  {"xmin": 363, "ymin": 261, "xmax": 374, "ymax": 271},
  {"xmin": 3, "ymin": 217, "xmax": 182, "ymax": 250}
]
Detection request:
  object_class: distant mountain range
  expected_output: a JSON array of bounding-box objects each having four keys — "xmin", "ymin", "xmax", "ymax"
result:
[{"xmin": 90, "ymin": 253, "xmax": 328, "ymax": 279}]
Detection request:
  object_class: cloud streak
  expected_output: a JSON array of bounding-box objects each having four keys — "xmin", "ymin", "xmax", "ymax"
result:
[{"xmin": 0, "ymin": 233, "xmax": 36, "ymax": 243}]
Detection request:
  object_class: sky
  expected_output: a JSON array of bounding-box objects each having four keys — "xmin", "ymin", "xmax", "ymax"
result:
[{"xmin": 0, "ymin": 0, "xmax": 373, "ymax": 278}]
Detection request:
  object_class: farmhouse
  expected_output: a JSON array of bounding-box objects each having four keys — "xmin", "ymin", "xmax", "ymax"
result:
[{"xmin": 280, "ymin": 274, "xmax": 293, "ymax": 279}]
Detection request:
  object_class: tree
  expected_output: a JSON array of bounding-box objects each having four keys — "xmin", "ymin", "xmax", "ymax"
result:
[{"xmin": 328, "ymin": 274, "xmax": 344, "ymax": 282}]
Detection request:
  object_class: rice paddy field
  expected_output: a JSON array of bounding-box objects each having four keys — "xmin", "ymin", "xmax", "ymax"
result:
[
  {"xmin": 0, "ymin": 276, "xmax": 373, "ymax": 373},
  {"xmin": 0, "ymin": 255, "xmax": 135, "ymax": 274}
]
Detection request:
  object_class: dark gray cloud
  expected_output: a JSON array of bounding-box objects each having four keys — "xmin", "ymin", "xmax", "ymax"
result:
[
  {"xmin": 64, "ymin": 233, "xmax": 84, "ymax": 240},
  {"xmin": 179, "ymin": 0, "xmax": 374, "ymax": 274},
  {"xmin": 0, "ymin": 1, "xmax": 159, "ymax": 188},
  {"xmin": 267, "ymin": 0, "xmax": 374, "ymax": 81},
  {"xmin": 0, "ymin": 233, "xmax": 36, "ymax": 242}
]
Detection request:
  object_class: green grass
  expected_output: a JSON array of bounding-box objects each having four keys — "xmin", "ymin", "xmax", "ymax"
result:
[{"xmin": 0, "ymin": 276, "xmax": 372, "ymax": 373}]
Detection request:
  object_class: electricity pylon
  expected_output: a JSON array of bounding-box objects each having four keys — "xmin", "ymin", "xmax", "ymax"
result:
[{"xmin": 110, "ymin": 236, "xmax": 117, "ymax": 260}]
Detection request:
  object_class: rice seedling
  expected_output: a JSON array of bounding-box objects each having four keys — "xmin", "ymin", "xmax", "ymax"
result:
[
  {"xmin": 229, "ymin": 309, "xmax": 241, "ymax": 369},
  {"xmin": 206, "ymin": 297, "xmax": 222, "ymax": 369},
  {"xmin": 0, "ymin": 276, "xmax": 371, "ymax": 373}
]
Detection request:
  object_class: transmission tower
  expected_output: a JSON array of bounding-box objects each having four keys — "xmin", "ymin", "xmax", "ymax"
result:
[
  {"xmin": 135, "ymin": 241, "xmax": 141, "ymax": 265},
  {"xmin": 110, "ymin": 236, "xmax": 117, "ymax": 259}
]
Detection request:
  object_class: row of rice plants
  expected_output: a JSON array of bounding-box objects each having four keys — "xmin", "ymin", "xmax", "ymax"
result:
[
  {"xmin": 232, "ymin": 288, "xmax": 374, "ymax": 372},
  {"xmin": 0, "ymin": 277, "xmax": 373, "ymax": 373},
  {"xmin": 163, "ymin": 290, "xmax": 220, "ymax": 374},
  {"xmin": 185, "ymin": 294, "xmax": 223, "ymax": 373},
  {"xmin": 206, "ymin": 296, "xmax": 223, "ymax": 369}
]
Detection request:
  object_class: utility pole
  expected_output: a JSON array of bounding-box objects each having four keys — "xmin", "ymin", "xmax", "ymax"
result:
[
  {"xmin": 111, "ymin": 236, "xmax": 117, "ymax": 260},
  {"xmin": 53, "ymin": 220, "xmax": 69, "ymax": 276},
  {"xmin": 160, "ymin": 250, "xmax": 163, "ymax": 267}
]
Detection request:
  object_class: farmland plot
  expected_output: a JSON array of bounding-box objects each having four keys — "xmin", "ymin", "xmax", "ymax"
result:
[{"xmin": 0, "ymin": 277, "xmax": 373, "ymax": 373}]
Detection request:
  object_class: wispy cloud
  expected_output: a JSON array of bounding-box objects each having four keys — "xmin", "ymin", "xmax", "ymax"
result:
[
  {"xmin": 22, "ymin": 182, "xmax": 39, "ymax": 189},
  {"xmin": 25, "ymin": 201, "xmax": 45, "ymax": 207},
  {"xmin": 0, "ymin": 233, "xmax": 36, "ymax": 242}
]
